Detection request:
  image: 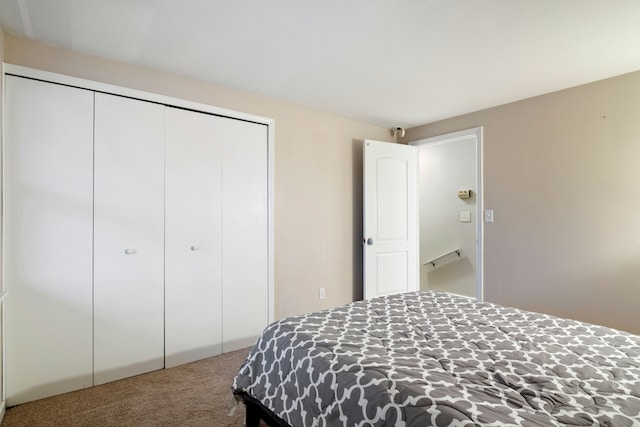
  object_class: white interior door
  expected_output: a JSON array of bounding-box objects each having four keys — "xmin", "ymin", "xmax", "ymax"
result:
[
  {"xmin": 363, "ymin": 140, "xmax": 418, "ymax": 299},
  {"xmin": 221, "ymin": 119, "xmax": 269, "ymax": 352},
  {"xmin": 165, "ymin": 107, "xmax": 223, "ymax": 368},
  {"xmin": 4, "ymin": 76, "xmax": 94, "ymax": 405},
  {"xmin": 93, "ymin": 93, "xmax": 165, "ymax": 385}
]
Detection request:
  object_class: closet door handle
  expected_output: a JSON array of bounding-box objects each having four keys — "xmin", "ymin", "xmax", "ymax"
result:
[
  {"xmin": 124, "ymin": 248, "xmax": 136, "ymax": 255},
  {"xmin": 190, "ymin": 245, "xmax": 199, "ymax": 251}
]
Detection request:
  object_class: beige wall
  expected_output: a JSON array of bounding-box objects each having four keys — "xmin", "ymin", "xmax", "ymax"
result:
[
  {"xmin": 403, "ymin": 70, "xmax": 640, "ymax": 334},
  {"xmin": 4, "ymin": 34, "xmax": 394, "ymax": 320}
]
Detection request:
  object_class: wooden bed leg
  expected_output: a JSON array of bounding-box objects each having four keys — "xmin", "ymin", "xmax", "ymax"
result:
[{"xmin": 245, "ymin": 400, "xmax": 261, "ymax": 427}]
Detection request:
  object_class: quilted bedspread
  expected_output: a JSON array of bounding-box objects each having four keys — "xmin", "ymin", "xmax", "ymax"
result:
[{"xmin": 233, "ymin": 291, "xmax": 640, "ymax": 426}]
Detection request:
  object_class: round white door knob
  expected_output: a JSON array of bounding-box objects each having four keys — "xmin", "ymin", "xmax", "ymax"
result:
[
  {"xmin": 124, "ymin": 248, "xmax": 136, "ymax": 254},
  {"xmin": 190, "ymin": 245, "xmax": 199, "ymax": 251}
]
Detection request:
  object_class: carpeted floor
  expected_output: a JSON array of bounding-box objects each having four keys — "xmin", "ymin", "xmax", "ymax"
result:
[{"xmin": 2, "ymin": 347, "xmax": 255, "ymax": 426}]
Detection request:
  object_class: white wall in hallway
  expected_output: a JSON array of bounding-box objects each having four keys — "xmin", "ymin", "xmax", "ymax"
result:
[{"xmin": 418, "ymin": 136, "xmax": 477, "ymax": 297}]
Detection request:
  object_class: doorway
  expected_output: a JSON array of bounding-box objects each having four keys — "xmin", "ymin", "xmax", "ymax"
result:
[{"xmin": 411, "ymin": 127, "xmax": 483, "ymax": 300}]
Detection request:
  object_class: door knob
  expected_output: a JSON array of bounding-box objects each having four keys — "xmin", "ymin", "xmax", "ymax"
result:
[
  {"xmin": 124, "ymin": 248, "xmax": 136, "ymax": 255},
  {"xmin": 190, "ymin": 245, "xmax": 199, "ymax": 251},
  {"xmin": 366, "ymin": 238, "xmax": 374, "ymax": 246}
]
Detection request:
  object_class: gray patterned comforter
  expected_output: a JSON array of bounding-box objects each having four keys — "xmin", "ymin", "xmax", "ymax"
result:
[{"xmin": 233, "ymin": 291, "xmax": 640, "ymax": 426}]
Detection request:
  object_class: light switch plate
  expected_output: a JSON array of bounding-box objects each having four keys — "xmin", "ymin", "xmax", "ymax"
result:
[
  {"xmin": 459, "ymin": 211, "xmax": 471, "ymax": 222},
  {"xmin": 484, "ymin": 210, "xmax": 494, "ymax": 223}
]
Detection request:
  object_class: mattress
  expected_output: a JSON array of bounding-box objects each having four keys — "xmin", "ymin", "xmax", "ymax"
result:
[{"xmin": 233, "ymin": 291, "xmax": 640, "ymax": 426}]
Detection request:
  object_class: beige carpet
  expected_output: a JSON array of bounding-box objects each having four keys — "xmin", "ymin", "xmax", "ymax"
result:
[{"xmin": 2, "ymin": 347, "xmax": 257, "ymax": 427}]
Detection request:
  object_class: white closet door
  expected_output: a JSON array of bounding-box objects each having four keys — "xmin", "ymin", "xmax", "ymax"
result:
[
  {"xmin": 165, "ymin": 107, "xmax": 223, "ymax": 368},
  {"xmin": 4, "ymin": 76, "xmax": 94, "ymax": 405},
  {"xmin": 93, "ymin": 93, "xmax": 165, "ymax": 385},
  {"xmin": 222, "ymin": 119, "xmax": 269, "ymax": 352}
]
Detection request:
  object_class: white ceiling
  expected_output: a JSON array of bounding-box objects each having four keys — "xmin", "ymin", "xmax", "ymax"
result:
[{"xmin": 1, "ymin": 0, "xmax": 640, "ymax": 128}]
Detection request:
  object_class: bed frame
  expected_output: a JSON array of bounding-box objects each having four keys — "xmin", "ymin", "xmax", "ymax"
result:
[{"xmin": 240, "ymin": 392, "xmax": 290, "ymax": 427}]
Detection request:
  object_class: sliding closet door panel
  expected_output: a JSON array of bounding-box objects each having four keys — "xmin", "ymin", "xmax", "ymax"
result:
[
  {"xmin": 165, "ymin": 107, "xmax": 223, "ymax": 368},
  {"xmin": 93, "ymin": 93, "xmax": 165, "ymax": 385},
  {"xmin": 222, "ymin": 119, "xmax": 269, "ymax": 352},
  {"xmin": 4, "ymin": 76, "xmax": 94, "ymax": 405}
]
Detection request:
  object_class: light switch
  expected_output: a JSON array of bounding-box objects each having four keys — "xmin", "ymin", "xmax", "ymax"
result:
[
  {"xmin": 484, "ymin": 210, "xmax": 494, "ymax": 223},
  {"xmin": 459, "ymin": 211, "xmax": 471, "ymax": 222}
]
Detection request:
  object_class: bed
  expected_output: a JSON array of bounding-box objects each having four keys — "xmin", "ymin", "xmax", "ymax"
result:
[{"xmin": 232, "ymin": 291, "xmax": 640, "ymax": 426}]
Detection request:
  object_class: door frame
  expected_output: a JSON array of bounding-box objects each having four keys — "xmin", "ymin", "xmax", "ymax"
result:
[{"xmin": 410, "ymin": 127, "xmax": 483, "ymax": 301}]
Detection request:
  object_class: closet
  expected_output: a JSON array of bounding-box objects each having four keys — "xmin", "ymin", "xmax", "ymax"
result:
[{"xmin": 3, "ymin": 72, "xmax": 271, "ymax": 405}]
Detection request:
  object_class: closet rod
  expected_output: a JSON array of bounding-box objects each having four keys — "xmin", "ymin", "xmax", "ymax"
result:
[{"xmin": 423, "ymin": 248, "xmax": 461, "ymax": 267}]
